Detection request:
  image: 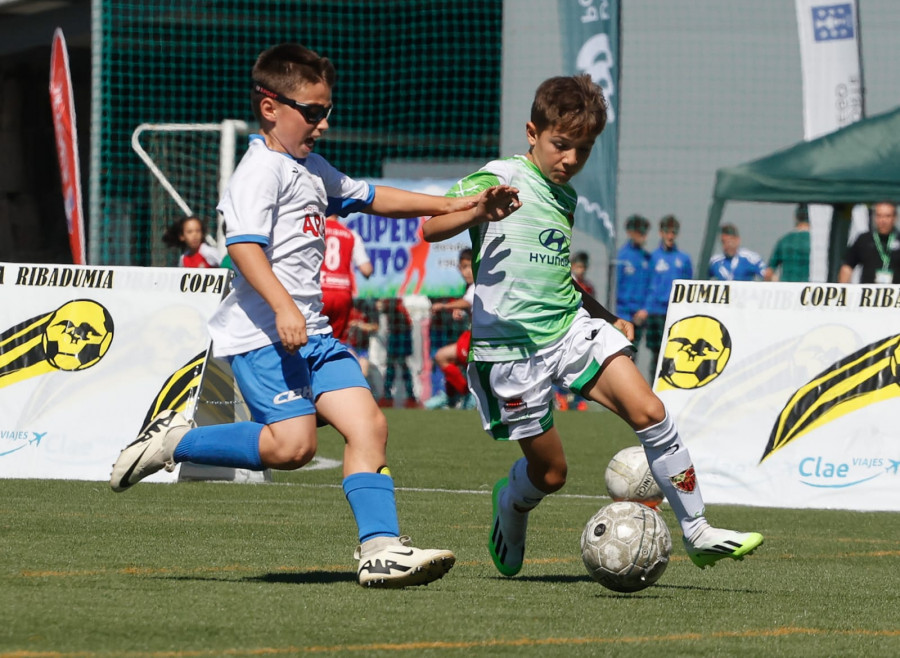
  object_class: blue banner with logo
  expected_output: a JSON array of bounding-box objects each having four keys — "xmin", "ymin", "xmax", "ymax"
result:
[{"xmin": 558, "ymin": 0, "xmax": 620, "ymax": 249}]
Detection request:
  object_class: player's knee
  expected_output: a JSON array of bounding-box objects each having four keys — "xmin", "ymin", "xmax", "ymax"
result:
[
  {"xmin": 266, "ymin": 433, "xmax": 318, "ymax": 469},
  {"xmin": 370, "ymin": 412, "xmax": 388, "ymax": 447},
  {"xmin": 629, "ymin": 396, "xmax": 667, "ymax": 431},
  {"xmin": 545, "ymin": 464, "xmax": 568, "ymax": 492},
  {"xmin": 345, "ymin": 409, "xmax": 388, "ymax": 451},
  {"xmin": 533, "ymin": 461, "xmax": 567, "ymax": 493}
]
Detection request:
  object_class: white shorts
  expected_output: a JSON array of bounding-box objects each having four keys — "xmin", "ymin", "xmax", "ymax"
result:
[{"xmin": 467, "ymin": 309, "xmax": 633, "ymax": 441}]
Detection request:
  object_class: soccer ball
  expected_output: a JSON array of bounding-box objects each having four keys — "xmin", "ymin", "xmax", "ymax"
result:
[
  {"xmin": 580, "ymin": 501, "xmax": 672, "ymax": 593},
  {"xmin": 604, "ymin": 446, "xmax": 664, "ymax": 508}
]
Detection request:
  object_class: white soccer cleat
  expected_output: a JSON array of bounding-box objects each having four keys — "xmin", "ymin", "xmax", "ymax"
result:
[
  {"xmin": 683, "ymin": 526, "xmax": 764, "ymax": 569},
  {"xmin": 109, "ymin": 410, "xmax": 192, "ymax": 492},
  {"xmin": 354, "ymin": 535, "xmax": 455, "ymax": 588}
]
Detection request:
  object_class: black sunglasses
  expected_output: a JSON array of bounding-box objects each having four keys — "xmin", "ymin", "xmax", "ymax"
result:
[{"xmin": 252, "ymin": 81, "xmax": 333, "ymax": 124}]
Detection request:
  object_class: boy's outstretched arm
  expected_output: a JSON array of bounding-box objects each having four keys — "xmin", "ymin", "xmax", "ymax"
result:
[
  {"xmin": 574, "ymin": 279, "xmax": 635, "ymax": 341},
  {"xmin": 422, "ymin": 186, "xmax": 521, "ymax": 242},
  {"xmin": 367, "ymin": 186, "xmax": 479, "ymax": 219}
]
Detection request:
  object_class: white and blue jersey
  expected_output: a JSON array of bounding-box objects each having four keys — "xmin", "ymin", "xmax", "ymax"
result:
[
  {"xmin": 615, "ymin": 241, "xmax": 651, "ymax": 319},
  {"xmin": 644, "ymin": 245, "xmax": 693, "ymax": 315},
  {"xmin": 209, "ymin": 135, "xmax": 374, "ymax": 357},
  {"xmin": 708, "ymin": 248, "xmax": 766, "ymax": 281}
]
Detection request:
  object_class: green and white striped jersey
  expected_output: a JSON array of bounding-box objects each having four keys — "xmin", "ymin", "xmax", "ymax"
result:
[{"xmin": 447, "ymin": 155, "xmax": 581, "ymax": 361}]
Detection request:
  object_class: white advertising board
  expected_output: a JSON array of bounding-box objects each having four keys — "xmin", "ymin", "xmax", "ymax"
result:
[
  {"xmin": 654, "ymin": 280, "xmax": 899, "ymax": 511},
  {"xmin": 0, "ymin": 263, "xmax": 227, "ymax": 482}
]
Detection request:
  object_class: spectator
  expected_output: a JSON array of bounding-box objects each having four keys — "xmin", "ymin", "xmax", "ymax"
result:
[
  {"xmin": 162, "ymin": 215, "xmax": 221, "ymax": 268},
  {"xmin": 376, "ymin": 297, "xmax": 419, "ymax": 408},
  {"xmin": 570, "ymin": 251, "xmax": 595, "ymax": 296},
  {"xmin": 634, "ymin": 215, "xmax": 693, "ymax": 380},
  {"xmin": 425, "ymin": 248, "xmax": 476, "ymax": 410},
  {"xmin": 615, "ymin": 214, "xmax": 651, "ymax": 351},
  {"xmin": 708, "ymin": 223, "xmax": 766, "ymax": 281},
  {"xmin": 321, "ymin": 214, "xmax": 373, "ymax": 343},
  {"xmin": 839, "ymin": 202, "xmax": 900, "ymax": 284},
  {"xmin": 764, "ymin": 204, "xmax": 810, "ymax": 282},
  {"xmin": 346, "ymin": 302, "xmax": 380, "ymax": 380}
]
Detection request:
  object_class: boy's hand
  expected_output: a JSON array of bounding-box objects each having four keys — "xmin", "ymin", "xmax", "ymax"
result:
[
  {"xmin": 477, "ymin": 185, "xmax": 521, "ymax": 223},
  {"xmin": 275, "ymin": 305, "xmax": 308, "ymax": 354},
  {"xmin": 423, "ymin": 185, "xmax": 521, "ymax": 243},
  {"xmin": 612, "ymin": 318, "xmax": 635, "ymax": 342}
]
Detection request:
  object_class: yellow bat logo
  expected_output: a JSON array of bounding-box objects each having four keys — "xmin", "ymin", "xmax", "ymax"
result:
[
  {"xmin": 762, "ymin": 333, "xmax": 900, "ymax": 462},
  {"xmin": 0, "ymin": 300, "xmax": 114, "ymax": 389},
  {"xmin": 656, "ymin": 315, "xmax": 732, "ymax": 391}
]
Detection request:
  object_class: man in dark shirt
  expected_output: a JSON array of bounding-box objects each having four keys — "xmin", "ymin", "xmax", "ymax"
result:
[{"xmin": 839, "ymin": 202, "xmax": 900, "ymax": 284}]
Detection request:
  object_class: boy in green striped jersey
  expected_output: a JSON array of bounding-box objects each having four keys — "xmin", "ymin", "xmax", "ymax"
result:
[{"xmin": 423, "ymin": 74, "xmax": 763, "ymax": 575}]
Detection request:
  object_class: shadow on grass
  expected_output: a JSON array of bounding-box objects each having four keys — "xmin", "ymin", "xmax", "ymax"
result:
[
  {"xmin": 498, "ymin": 575, "xmax": 762, "ymax": 595},
  {"xmin": 251, "ymin": 571, "xmax": 357, "ymax": 585},
  {"xmin": 157, "ymin": 570, "xmax": 356, "ymax": 585}
]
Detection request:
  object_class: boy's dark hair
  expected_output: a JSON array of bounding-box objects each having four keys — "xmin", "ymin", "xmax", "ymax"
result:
[
  {"xmin": 659, "ymin": 214, "xmax": 680, "ymax": 233},
  {"xmin": 795, "ymin": 204, "xmax": 809, "ymax": 223},
  {"xmin": 720, "ymin": 223, "xmax": 739, "ymax": 237},
  {"xmin": 625, "ymin": 214, "xmax": 650, "ymax": 235},
  {"xmin": 251, "ymin": 43, "xmax": 336, "ymax": 122},
  {"xmin": 571, "ymin": 251, "xmax": 590, "ymax": 266},
  {"xmin": 531, "ymin": 74, "xmax": 607, "ymax": 138},
  {"xmin": 459, "ymin": 248, "xmax": 473, "ymax": 262},
  {"xmin": 162, "ymin": 215, "xmax": 203, "ymax": 249}
]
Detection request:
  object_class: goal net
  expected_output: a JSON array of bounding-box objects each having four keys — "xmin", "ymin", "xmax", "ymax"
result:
[{"xmin": 131, "ymin": 121, "xmax": 249, "ymax": 266}]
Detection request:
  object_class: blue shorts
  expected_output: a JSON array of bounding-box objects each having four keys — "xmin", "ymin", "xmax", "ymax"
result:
[{"xmin": 228, "ymin": 334, "xmax": 370, "ymax": 424}]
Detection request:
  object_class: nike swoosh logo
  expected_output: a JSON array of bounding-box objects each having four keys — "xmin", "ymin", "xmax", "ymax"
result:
[
  {"xmin": 118, "ymin": 444, "xmax": 150, "ymax": 488},
  {"xmin": 126, "ymin": 415, "xmax": 171, "ymax": 448},
  {"xmin": 387, "ymin": 549, "xmax": 415, "ymax": 557}
]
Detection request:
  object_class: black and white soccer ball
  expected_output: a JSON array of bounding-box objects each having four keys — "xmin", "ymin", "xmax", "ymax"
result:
[
  {"xmin": 604, "ymin": 446, "xmax": 664, "ymax": 508},
  {"xmin": 580, "ymin": 501, "xmax": 672, "ymax": 592}
]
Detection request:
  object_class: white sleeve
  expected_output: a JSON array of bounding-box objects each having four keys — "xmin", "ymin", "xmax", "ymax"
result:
[
  {"xmin": 217, "ymin": 153, "xmax": 281, "ymax": 243},
  {"xmin": 350, "ymin": 229, "xmax": 371, "ymax": 267},
  {"xmin": 463, "ymin": 283, "xmax": 475, "ymax": 306},
  {"xmin": 199, "ymin": 242, "xmax": 222, "ymax": 266}
]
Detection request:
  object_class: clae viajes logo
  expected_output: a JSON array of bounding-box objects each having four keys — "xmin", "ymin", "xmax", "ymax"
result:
[
  {"xmin": 797, "ymin": 454, "xmax": 899, "ymax": 489},
  {"xmin": 0, "ymin": 430, "xmax": 46, "ymax": 458}
]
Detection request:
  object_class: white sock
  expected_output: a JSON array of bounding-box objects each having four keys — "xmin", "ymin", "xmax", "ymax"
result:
[
  {"xmin": 499, "ymin": 458, "xmax": 545, "ymax": 545},
  {"xmin": 636, "ymin": 412, "xmax": 708, "ymax": 538},
  {"xmin": 507, "ymin": 457, "xmax": 546, "ymax": 512}
]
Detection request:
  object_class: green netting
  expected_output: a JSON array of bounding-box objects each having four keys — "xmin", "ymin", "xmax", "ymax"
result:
[{"xmin": 92, "ymin": 1, "xmax": 503, "ymax": 265}]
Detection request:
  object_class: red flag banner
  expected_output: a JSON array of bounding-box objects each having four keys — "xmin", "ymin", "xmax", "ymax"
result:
[{"xmin": 49, "ymin": 28, "xmax": 86, "ymax": 264}]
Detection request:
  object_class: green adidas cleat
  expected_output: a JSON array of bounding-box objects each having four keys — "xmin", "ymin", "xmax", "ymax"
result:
[
  {"xmin": 683, "ymin": 527, "xmax": 764, "ymax": 569},
  {"xmin": 488, "ymin": 477, "xmax": 527, "ymax": 577}
]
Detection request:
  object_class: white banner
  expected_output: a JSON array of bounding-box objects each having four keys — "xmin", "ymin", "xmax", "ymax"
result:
[
  {"xmin": 795, "ymin": 0, "xmax": 865, "ymax": 281},
  {"xmin": 654, "ymin": 280, "xmax": 899, "ymax": 511},
  {"xmin": 0, "ymin": 263, "xmax": 227, "ymax": 481}
]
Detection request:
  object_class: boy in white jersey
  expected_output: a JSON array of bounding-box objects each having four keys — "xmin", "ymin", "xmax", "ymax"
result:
[
  {"xmin": 109, "ymin": 43, "xmax": 519, "ymax": 588},
  {"xmin": 422, "ymin": 74, "xmax": 763, "ymax": 576}
]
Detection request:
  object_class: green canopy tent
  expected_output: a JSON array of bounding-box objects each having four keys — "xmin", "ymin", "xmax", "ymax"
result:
[{"xmin": 701, "ymin": 106, "xmax": 900, "ymax": 281}]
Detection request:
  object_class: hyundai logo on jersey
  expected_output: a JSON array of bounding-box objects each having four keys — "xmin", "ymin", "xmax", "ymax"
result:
[{"xmin": 539, "ymin": 228, "xmax": 568, "ymax": 253}]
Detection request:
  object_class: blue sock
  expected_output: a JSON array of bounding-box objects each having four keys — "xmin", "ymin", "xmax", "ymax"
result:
[
  {"xmin": 342, "ymin": 472, "xmax": 400, "ymax": 543},
  {"xmin": 173, "ymin": 422, "xmax": 264, "ymax": 470}
]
